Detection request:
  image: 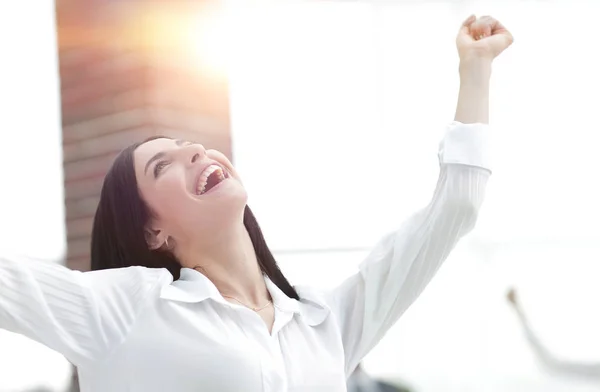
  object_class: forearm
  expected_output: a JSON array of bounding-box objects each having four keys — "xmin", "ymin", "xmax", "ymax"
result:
[
  {"xmin": 522, "ymin": 319, "xmax": 600, "ymax": 379},
  {"xmin": 513, "ymin": 303, "xmax": 600, "ymax": 379},
  {"xmin": 330, "ymin": 122, "xmax": 491, "ymax": 374},
  {"xmin": 454, "ymin": 58, "xmax": 492, "ymax": 124}
]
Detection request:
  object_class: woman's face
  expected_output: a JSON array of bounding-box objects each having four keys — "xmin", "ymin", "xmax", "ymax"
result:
[{"xmin": 133, "ymin": 138, "xmax": 247, "ymax": 250}]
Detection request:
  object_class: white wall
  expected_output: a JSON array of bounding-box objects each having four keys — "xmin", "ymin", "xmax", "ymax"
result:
[{"xmin": 0, "ymin": 1, "xmax": 65, "ymax": 260}]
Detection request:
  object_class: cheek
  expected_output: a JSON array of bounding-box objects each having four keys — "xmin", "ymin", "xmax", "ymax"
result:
[{"xmin": 143, "ymin": 176, "xmax": 191, "ymax": 215}]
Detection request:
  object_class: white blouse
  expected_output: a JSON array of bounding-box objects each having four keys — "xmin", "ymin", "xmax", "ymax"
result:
[{"xmin": 0, "ymin": 122, "xmax": 491, "ymax": 392}]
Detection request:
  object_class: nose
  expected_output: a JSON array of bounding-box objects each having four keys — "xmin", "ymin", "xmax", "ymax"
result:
[{"xmin": 182, "ymin": 143, "xmax": 206, "ymax": 166}]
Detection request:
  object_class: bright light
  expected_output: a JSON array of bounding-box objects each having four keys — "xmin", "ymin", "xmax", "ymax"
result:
[
  {"xmin": 128, "ymin": 3, "xmax": 234, "ymax": 79},
  {"xmin": 187, "ymin": 5, "xmax": 232, "ymax": 79}
]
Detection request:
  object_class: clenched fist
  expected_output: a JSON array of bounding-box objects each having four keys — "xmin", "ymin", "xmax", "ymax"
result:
[{"xmin": 457, "ymin": 15, "xmax": 514, "ymax": 62}]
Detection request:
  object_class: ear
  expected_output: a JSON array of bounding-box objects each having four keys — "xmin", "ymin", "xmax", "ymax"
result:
[{"xmin": 144, "ymin": 227, "xmax": 167, "ymax": 250}]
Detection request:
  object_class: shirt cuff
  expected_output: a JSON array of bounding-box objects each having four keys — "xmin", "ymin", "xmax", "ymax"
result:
[{"xmin": 438, "ymin": 121, "xmax": 492, "ymax": 172}]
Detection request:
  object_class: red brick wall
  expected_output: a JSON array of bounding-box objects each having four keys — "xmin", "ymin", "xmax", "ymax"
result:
[{"xmin": 57, "ymin": 0, "xmax": 231, "ymax": 271}]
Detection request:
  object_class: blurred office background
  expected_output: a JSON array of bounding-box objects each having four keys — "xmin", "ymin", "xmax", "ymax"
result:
[{"xmin": 2, "ymin": 0, "xmax": 600, "ymax": 391}]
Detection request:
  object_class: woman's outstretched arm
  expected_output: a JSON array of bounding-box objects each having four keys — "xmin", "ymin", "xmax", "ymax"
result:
[
  {"xmin": 324, "ymin": 15, "xmax": 513, "ymax": 376},
  {"xmin": 0, "ymin": 253, "xmax": 171, "ymax": 366}
]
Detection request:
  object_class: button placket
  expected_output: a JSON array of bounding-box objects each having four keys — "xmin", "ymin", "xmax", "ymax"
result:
[
  {"xmin": 264, "ymin": 307, "xmax": 289, "ymax": 391},
  {"xmin": 229, "ymin": 303, "xmax": 287, "ymax": 392}
]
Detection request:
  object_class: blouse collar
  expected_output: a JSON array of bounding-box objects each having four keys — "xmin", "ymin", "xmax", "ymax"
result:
[{"xmin": 160, "ymin": 268, "xmax": 329, "ymax": 326}]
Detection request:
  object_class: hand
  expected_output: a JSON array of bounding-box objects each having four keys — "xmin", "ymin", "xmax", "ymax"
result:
[
  {"xmin": 457, "ymin": 15, "xmax": 514, "ymax": 63},
  {"xmin": 506, "ymin": 287, "xmax": 519, "ymax": 307}
]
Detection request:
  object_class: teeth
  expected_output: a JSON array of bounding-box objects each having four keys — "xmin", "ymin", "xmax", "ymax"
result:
[{"xmin": 196, "ymin": 165, "xmax": 225, "ymax": 195}]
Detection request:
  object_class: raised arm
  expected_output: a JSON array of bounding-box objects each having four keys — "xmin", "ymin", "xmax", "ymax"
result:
[
  {"xmin": 0, "ymin": 253, "xmax": 171, "ymax": 367},
  {"xmin": 507, "ymin": 288, "xmax": 600, "ymax": 380},
  {"xmin": 325, "ymin": 15, "xmax": 513, "ymax": 376}
]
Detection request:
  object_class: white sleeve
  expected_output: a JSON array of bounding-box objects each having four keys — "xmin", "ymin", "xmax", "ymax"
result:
[
  {"xmin": 518, "ymin": 310, "xmax": 600, "ymax": 380},
  {"xmin": 326, "ymin": 122, "xmax": 492, "ymax": 376},
  {"xmin": 0, "ymin": 254, "xmax": 172, "ymax": 366}
]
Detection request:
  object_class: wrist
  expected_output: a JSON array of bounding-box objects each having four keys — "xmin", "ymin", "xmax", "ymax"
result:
[{"xmin": 459, "ymin": 56, "xmax": 492, "ymax": 84}]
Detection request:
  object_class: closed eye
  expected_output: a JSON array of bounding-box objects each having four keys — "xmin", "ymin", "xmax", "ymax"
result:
[{"xmin": 153, "ymin": 161, "xmax": 170, "ymax": 177}]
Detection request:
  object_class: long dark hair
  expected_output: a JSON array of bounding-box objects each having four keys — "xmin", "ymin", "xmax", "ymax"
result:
[{"xmin": 90, "ymin": 138, "xmax": 299, "ymax": 300}]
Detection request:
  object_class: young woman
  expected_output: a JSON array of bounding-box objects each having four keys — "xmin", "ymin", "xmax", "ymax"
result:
[{"xmin": 0, "ymin": 15, "xmax": 512, "ymax": 392}]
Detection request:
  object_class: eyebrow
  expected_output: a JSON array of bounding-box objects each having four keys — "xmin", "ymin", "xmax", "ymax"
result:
[{"xmin": 143, "ymin": 139, "xmax": 188, "ymax": 175}]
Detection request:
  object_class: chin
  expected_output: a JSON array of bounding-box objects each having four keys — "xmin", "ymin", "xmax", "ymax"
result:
[
  {"xmin": 188, "ymin": 189, "xmax": 247, "ymax": 230},
  {"xmin": 223, "ymin": 177, "xmax": 247, "ymax": 201},
  {"xmin": 215, "ymin": 180, "xmax": 248, "ymax": 212}
]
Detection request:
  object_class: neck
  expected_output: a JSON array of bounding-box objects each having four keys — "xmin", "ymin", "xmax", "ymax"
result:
[{"xmin": 178, "ymin": 221, "xmax": 269, "ymax": 305}]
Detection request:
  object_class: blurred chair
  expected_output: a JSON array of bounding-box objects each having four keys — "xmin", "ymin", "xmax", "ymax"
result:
[
  {"xmin": 66, "ymin": 365, "xmax": 80, "ymax": 392},
  {"xmin": 22, "ymin": 389, "xmax": 54, "ymax": 392},
  {"xmin": 347, "ymin": 363, "xmax": 412, "ymax": 392}
]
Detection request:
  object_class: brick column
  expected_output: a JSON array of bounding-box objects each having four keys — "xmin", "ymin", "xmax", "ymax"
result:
[{"xmin": 57, "ymin": 0, "xmax": 231, "ymax": 272}]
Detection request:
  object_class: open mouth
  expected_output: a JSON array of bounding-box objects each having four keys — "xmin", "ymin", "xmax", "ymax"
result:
[{"xmin": 196, "ymin": 164, "xmax": 228, "ymax": 195}]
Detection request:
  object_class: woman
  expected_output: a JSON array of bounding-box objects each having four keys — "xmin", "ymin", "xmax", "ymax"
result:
[
  {"xmin": 0, "ymin": 15, "xmax": 512, "ymax": 392},
  {"xmin": 507, "ymin": 288, "xmax": 600, "ymax": 381}
]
